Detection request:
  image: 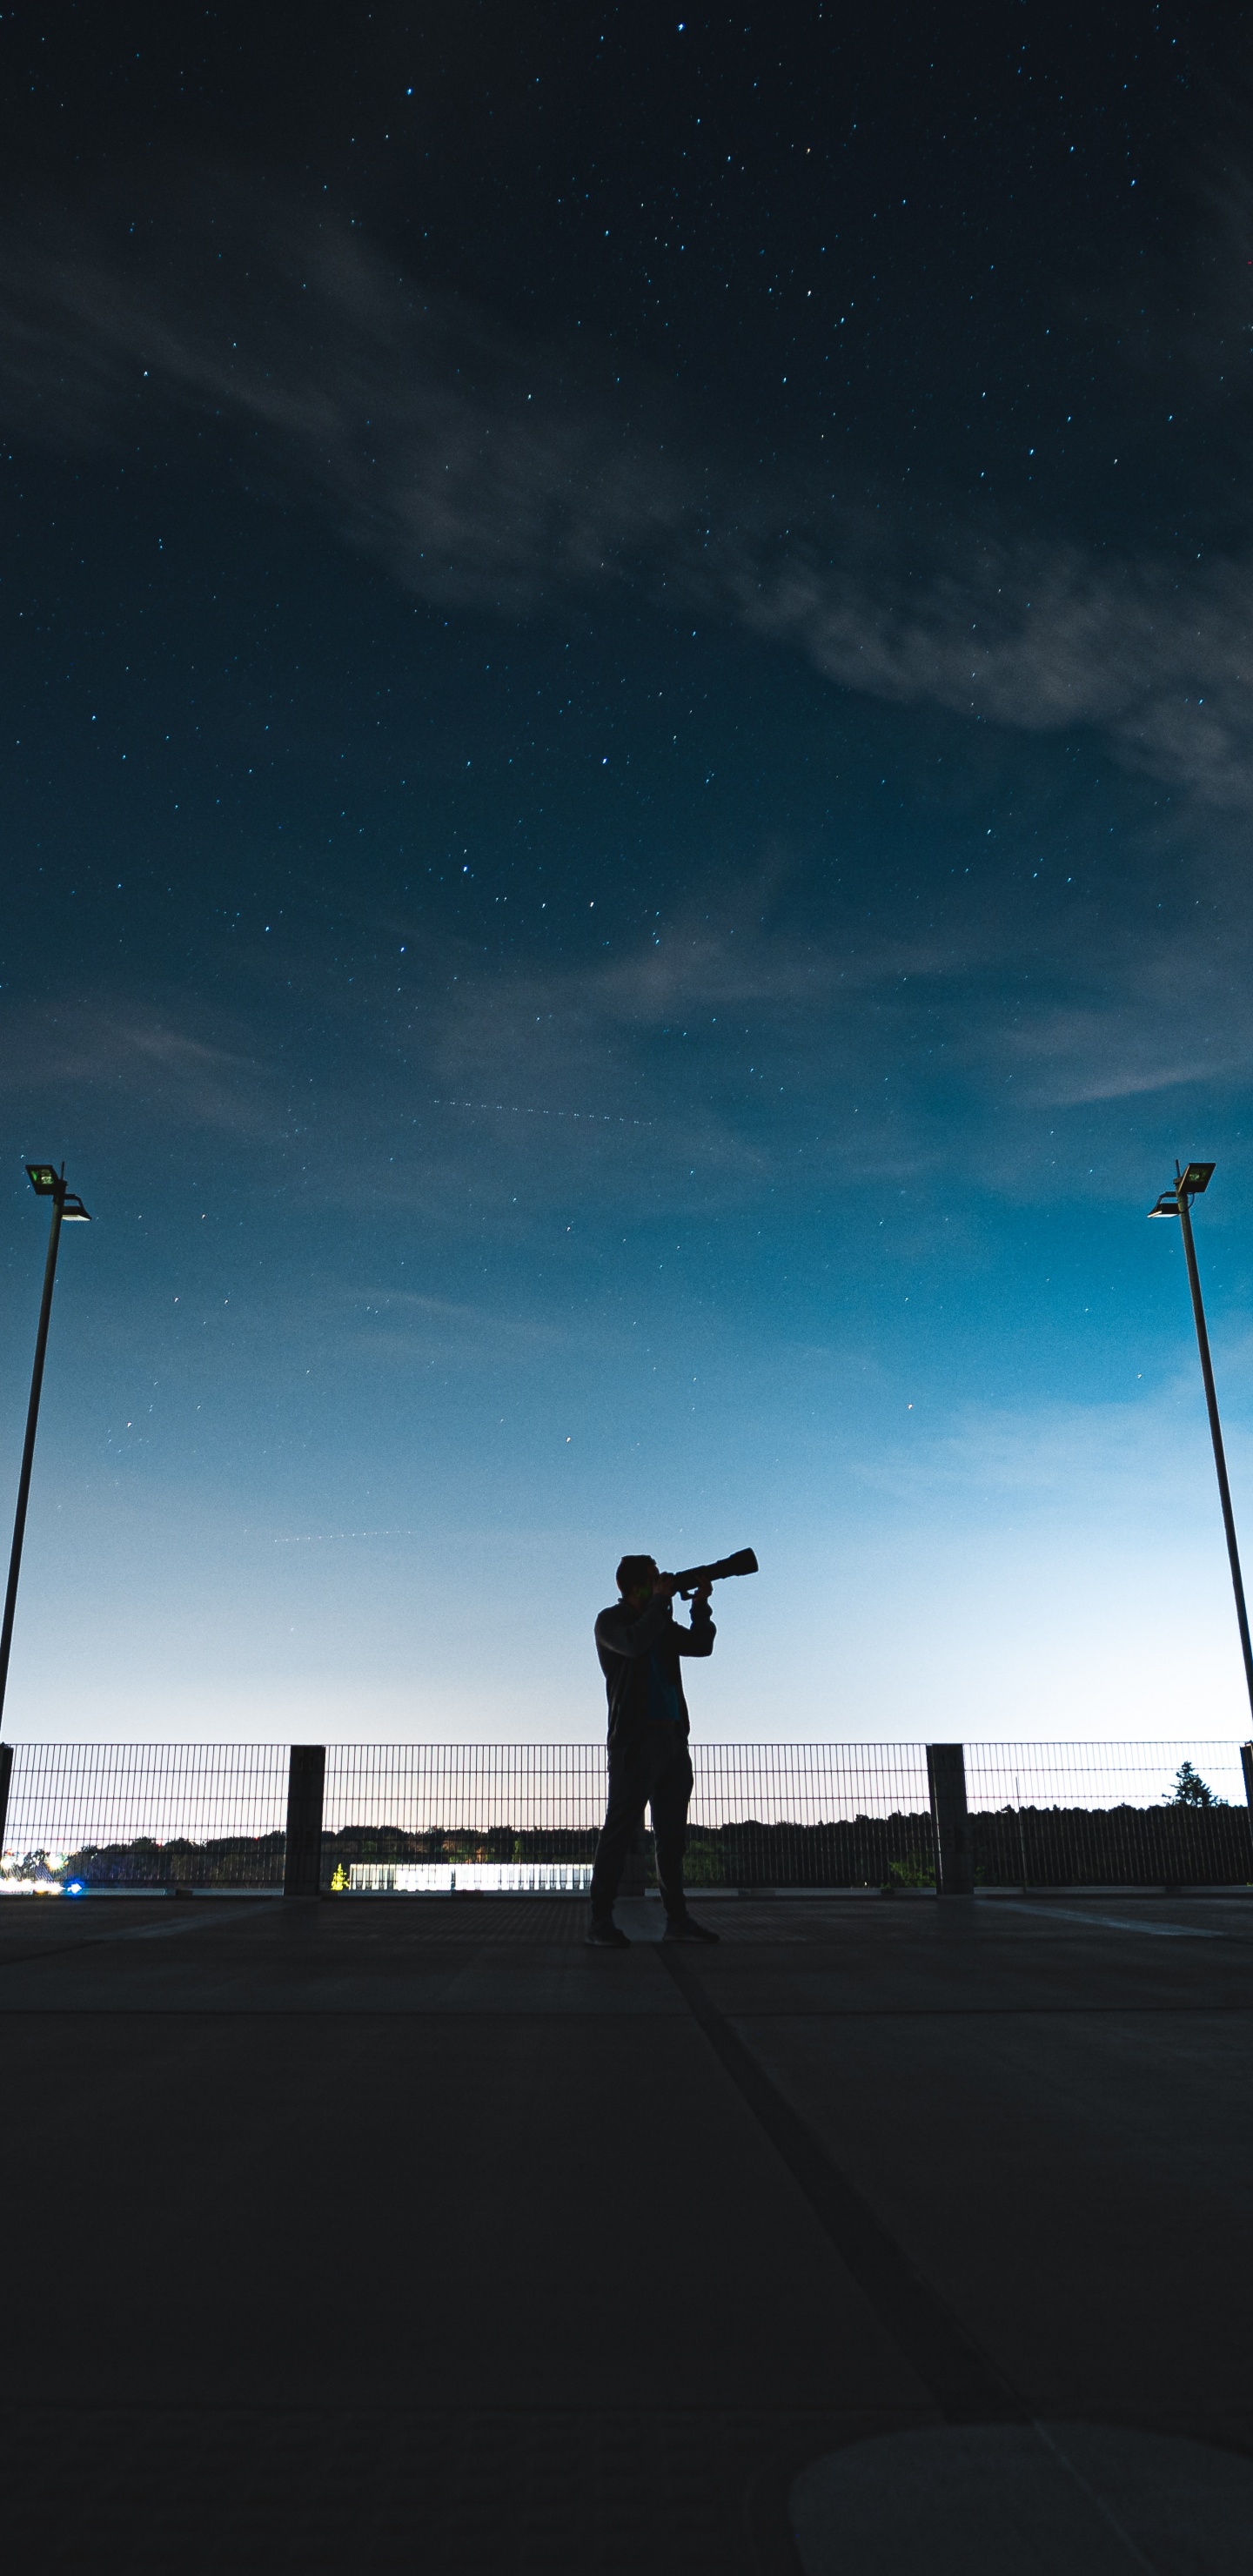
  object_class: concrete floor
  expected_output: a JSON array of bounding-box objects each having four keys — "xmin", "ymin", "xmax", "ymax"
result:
[{"xmin": 1, "ymin": 1887, "xmax": 1250, "ymax": 2571}]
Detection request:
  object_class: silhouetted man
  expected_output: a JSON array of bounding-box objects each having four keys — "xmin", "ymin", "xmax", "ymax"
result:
[{"xmin": 586, "ymin": 1553, "xmax": 720, "ymax": 1949}]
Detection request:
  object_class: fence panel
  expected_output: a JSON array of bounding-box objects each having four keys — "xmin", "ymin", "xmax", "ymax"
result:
[
  {"xmin": 686, "ymin": 1741, "xmax": 934, "ymax": 1888},
  {"xmin": 964, "ymin": 1741, "xmax": 1253, "ymax": 1888},
  {"xmin": 322, "ymin": 1743, "xmax": 606, "ymax": 1891},
  {"xmin": 0, "ymin": 1742, "xmax": 289, "ymax": 1890},
  {"xmin": 321, "ymin": 1741, "xmax": 934, "ymax": 1891}
]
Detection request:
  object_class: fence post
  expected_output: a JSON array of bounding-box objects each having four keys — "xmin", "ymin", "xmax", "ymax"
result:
[
  {"xmin": 1242, "ymin": 1744, "xmax": 1253, "ymax": 1813},
  {"xmin": 284, "ymin": 1745, "xmax": 325, "ymax": 1898},
  {"xmin": 0, "ymin": 1742, "xmax": 12, "ymax": 1860},
  {"xmin": 926, "ymin": 1743, "xmax": 973, "ymax": 1896}
]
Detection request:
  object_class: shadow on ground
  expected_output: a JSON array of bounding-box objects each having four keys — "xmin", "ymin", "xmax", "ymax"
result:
[{"xmin": 2, "ymin": 1888, "xmax": 1250, "ymax": 2571}]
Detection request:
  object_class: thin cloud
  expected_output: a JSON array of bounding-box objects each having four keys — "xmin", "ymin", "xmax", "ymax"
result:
[
  {"xmin": 729, "ymin": 546, "xmax": 1253, "ymax": 808},
  {"xmin": 0, "ymin": 999, "xmax": 280, "ymax": 1137},
  {"xmin": 10, "ymin": 862, "xmax": 1253, "ymax": 1221},
  {"xmin": 3, "ymin": 189, "xmax": 1253, "ymax": 808}
]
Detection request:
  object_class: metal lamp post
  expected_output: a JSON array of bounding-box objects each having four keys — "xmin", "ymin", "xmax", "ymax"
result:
[
  {"xmin": 1149, "ymin": 1159, "xmax": 1253, "ymax": 1724},
  {"xmin": 0, "ymin": 1164, "xmax": 92, "ymax": 1732}
]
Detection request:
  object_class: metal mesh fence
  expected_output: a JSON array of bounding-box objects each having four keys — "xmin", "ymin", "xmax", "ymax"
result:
[
  {"xmin": 321, "ymin": 1744, "xmax": 607, "ymax": 1893},
  {"xmin": 1, "ymin": 1738, "xmax": 1250, "ymax": 1895},
  {"xmin": 320, "ymin": 1741, "xmax": 934, "ymax": 1892},
  {"xmin": 685, "ymin": 1741, "xmax": 934, "ymax": 1888},
  {"xmin": 0, "ymin": 1743, "xmax": 289, "ymax": 1890},
  {"xmin": 964, "ymin": 1741, "xmax": 1253, "ymax": 1888}
]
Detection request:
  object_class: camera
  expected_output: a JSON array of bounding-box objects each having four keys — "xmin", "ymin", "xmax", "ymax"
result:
[{"xmin": 667, "ymin": 1547, "xmax": 758, "ymax": 1599}]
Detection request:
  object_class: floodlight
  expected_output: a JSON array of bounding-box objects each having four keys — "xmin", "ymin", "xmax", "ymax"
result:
[
  {"xmin": 22, "ymin": 1167, "xmax": 90, "ymax": 1218},
  {"xmin": 1148, "ymin": 1194, "xmax": 1179, "ymax": 1219},
  {"xmin": 1179, "ymin": 1162, "xmax": 1216, "ymax": 1196}
]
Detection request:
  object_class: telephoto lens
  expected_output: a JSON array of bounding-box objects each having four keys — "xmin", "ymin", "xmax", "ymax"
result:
[{"xmin": 669, "ymin": 1547, "xmax": 758, "ymax": 1596}]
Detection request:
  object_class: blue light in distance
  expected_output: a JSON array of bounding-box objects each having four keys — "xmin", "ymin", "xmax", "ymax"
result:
[{"xmin": 65, "ymin": 1881, "xmax": 85, "ymax": 1896}]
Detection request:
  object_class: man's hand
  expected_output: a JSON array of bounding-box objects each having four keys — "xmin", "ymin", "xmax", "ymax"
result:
[{"xmin": 691, "ymin": 1580, "xmax": 713, "ymax": 1604}]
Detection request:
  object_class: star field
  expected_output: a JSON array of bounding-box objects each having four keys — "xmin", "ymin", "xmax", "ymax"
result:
[{"xmin": 1, "ymin": 3, "xmax": 1252, "ymax": 1741}]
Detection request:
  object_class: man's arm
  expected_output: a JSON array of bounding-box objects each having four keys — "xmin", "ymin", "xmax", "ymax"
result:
[
  {"xmin": 594, "ymin": 1593, "xmax": 674, "ymax": 1659},
  {"xmin": 674, "ymin": 1586, "xmax": 716, "ymax": 1659}
]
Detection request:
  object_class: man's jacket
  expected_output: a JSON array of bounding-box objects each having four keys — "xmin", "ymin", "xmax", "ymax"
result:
[{"xmin": 593, "ymin": 1592, "xmax": 715, "ymax": 1748}]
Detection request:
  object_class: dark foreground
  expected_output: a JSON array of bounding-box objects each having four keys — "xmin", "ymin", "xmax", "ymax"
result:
[{"xmin": 2, "ymin": 1888, "xmax": 1251, "ymax": 2573}]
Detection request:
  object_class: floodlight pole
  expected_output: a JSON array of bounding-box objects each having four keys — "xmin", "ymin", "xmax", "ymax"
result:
[
  {"xmin": 0, "ymin": 1169, "xmax": 68, "ymax": 1730},
  {"xmin": 1174, "ymin": 1171, "xmax": 1253, "ymax": 1726}
]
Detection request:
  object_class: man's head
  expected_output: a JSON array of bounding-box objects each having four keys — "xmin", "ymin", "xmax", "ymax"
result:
[{"xmin": 616, "ymin": 1553, "xmax": 660, "ymax": 1607}]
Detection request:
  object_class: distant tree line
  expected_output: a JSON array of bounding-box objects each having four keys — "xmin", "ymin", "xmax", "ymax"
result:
[
  {"xmin": 5, "ymin": 1832, "xmax": 286, "ymax": 1889},
  {"xmin": 971, "ymin": 1799, "xmax": 1251, "ymax": 1888}
]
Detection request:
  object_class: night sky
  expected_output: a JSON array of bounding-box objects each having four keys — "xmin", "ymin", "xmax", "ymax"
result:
[{"xmin": 3, "ymin": 3, "xmax": 1252, "ymax": 1743}]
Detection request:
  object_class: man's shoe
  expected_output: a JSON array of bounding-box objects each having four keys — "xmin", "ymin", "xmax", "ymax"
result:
[
  {"xmin": 662, "ymin": 1915, "xmax": 720, "ymax": 1944},
  {"xmin": 585, "ymin": 1918, "xmax": 631, "ymax": 1949}
]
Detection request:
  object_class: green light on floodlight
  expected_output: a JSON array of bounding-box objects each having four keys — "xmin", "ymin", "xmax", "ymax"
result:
[
  {"xmin": 23, "ymin": 1166, "xmax": 90, "ymax": 1219},
  {"xmin": 1149, "ymin": 1162, "xmax": 1216, "ymax": 1218}
]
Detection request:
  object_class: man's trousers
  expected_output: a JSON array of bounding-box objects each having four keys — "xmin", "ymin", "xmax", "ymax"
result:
[{"xmin": 588, "ymin": 1722, "xmax": 694, "ymax": 1922}]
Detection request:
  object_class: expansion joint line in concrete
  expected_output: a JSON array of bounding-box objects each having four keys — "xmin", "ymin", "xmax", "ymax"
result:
[
  {"xmin": 656, "ymin": 1955, "xmax": 1163, "ymax": 2571},
  {"xmin": 0, "ymin": 1898, "xmax": 278, "ymax": 1981},
  {"xmin": 655, "ymin": 1943, "xmax": 1026, "ymax": 2430}
]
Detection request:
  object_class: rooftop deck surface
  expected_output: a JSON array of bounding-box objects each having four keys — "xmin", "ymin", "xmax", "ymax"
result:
[{"xmin": 2, "ymin": 1887, "xmax": 1250, "ymax": 2573}]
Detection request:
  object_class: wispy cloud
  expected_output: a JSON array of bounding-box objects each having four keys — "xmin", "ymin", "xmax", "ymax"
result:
[
  {"xmin": 0, "ymin": 196, "xmax": 689, "ymax": 607},
  {"xmin": 730, "ymin": 547, "xmax": 1253, "ymax": 808},
  {"xmin": 10, "ymin": 873, "xmax": 1252, "ymax": 1224},
  {"xmin": 855, "ymin": 1370, "xmax": 1253, "ymax": 1528},
  {"xmin": 0, "ymin": 997, "xmax": 281, "ymax": 1137},
  {"xmin": 3, "ymin": 187, "xmax": 1253, "ymax": 809},
  {"xmin": 5, "ymin": 183, "xmax": 1253, "ymax": 1204}
]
